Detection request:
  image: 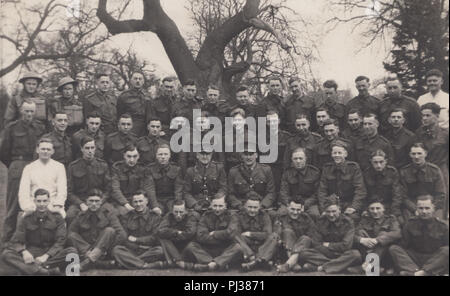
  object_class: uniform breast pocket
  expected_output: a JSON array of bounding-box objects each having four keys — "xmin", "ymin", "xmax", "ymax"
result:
[
  {"xmin": 111, "ymin": 141, "xmax": 125, "ymax": 153},
  {"xmin": 12, "ymin": 131, "xmax": 28, "ymax": 148},
  {"xmin": 303, "ymin": 178, "xmax": 317, "ymax": 193},
  {"xmin": 126, "ymin": 221, "xmax": 139, "ymax": 232},
  {"xmin": 25, "ymin": 222, "xmax": 39, "ymax": 231},
  {"xmin": 253, "ymin": 181, "xmax": 267, "ymax": 195},
  {"xmin": 72, "ymin": 169, "xmax": 87, "ymax": 184},
  {"xmin": 125, "ymin": 98, "xmax": 144, "ymax": 114}
]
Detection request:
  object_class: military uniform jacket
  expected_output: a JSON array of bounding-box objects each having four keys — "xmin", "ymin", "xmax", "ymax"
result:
[
  {"xmin": 399, "ymin": 163, "xmax": 446, "ymax": 210},
  {"xmin": 401, "ymin": 216, "xmax": 449, "ymax": 254},
  {"xmin": 137, "ymin": 135, "xmax": 170, "ymax": 165},
  {"xmin": 355, "ymin": 214, "xmax": 401, "ymax": 246},
  {"xmin": 283, "ymin": 131, "xmax": 322, "ymax": 168},
  {"xmin": 284, "ymin": 94, "xmax": 315, "ymax": 132},
  {"xmin": 279, "ymin": 164, "xmax": 321, "ymax": 207},
  {"xmin": 48, "ymin": 95, "xmax": 83, "ymax": 124},
  {"xmin": 384, "ymin": 127, "xmax": 416, "ymax": 169},
  {"xmin": 67, "ymin": 157, "xmax": 111, "ymax": 206},
  {"xmin": 318, "ymin": 161, "xmax": 367, "ymax": 212},
  {"xmin": 82, "ymin": 90, "xmax": 117, "ymax": 135},
  {"xmin": 120, "ymin": 209, "xmax": 162, "ymax": 246},
  {"xmin": 236, "ymin": 210, "xmax": 272, "ymax": 243},
  {"xmin": 111, "ymin": 161, "xmax": 156, "ymax": 207},
  {"xmin": 8, "ymin": 211, "xmax": 66, "ymax": 257},
  {"xmin": 341, "ymin": 126, "xmax": 364, "ymax": 143},
  {"xmin": 259, "ymin": 128, "xmax": 291, "ymax": 168},
  {"xmin": 313, "ymin": 137, "xmax": 355, "ymax": 169},
  {"xmin": 379, "ymin": 95, "xmax": 421, "ymax": 133},
  {"xmin": 415, "ymin": 125, "xmax": 449, "ymax": 167},
  {"xmin": 312, "ymin": 214, "xmax": 355, "ymax": 254},
  {"xmin": 104, "ymin": 131, "xmax": 138, "ymax": 165},
  {"xmin": 354, "ymin": 134, "xmax": 395, "ymax": 171},
  {"xmin": 0, "ymin": 119, "xmax": 46, "ymax": 167},
  {"xmin": 228, "ymin": 163, "xmax": 276, "ymax": 209},
  {"xmin": 148, "ymin": 94, "xmax": 174, "ymax": 130},
  {"xmin": 317, "ymin": 99, "xmax": 346, "ymax": 128},
  {"xmin": 171, "ymin": 96, "xmax": 203, "ymax": 123},
  {"xmin": 42, "ymin": 130, "xmax": 73, "ymax": 166},
  {"xmin": 273, "ymin": 212, "xmax": 318, "ymax": 242},
  {"xmin": 69, "ymin": 207, "xmax": 127, "ymax": 245},
  {"xmin": 117, "ymin": 89, "xmax": 149, "ymax": 122},
  {"xmin": 363, "ymin": 165, "xmax": 403, "ymax": 216},
  {"xmin": 262, "ymin": 93, "xmax": 286, "ymax": 123},
  {"xmin": 196, "ymin": 210, "xmax": 238, "ymax": 246},
  {"xmin": 345, "ymin": 95, "xmax": 380, "ymax": 118},
  {"xmin": 4, "ymin": 91, "xmax": 48, "ymax": 126},
  {"xmin": 183, "ymin": 161, "xmax": 227, "ymax": 209},
  {"xmin": 71, "ymin": 128, "xmax": 105, "ymax": 160},
  {"xmin": 157, "ymin": 211, "xmax": 197, "ymax": 243},
  {"xmin": 147, "ymin": 163, "xmax": 183, "ymax": 207}
]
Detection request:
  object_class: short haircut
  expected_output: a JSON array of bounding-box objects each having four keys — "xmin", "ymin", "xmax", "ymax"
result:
[
  {"xmin": 323, "ymin": 80, "xmax": 338, "ymax": 90},
  {"xmin": 183, "ymin": 79, "xmax": 196, "ymax": 87},
  {"xmin": 80, "ymin": 136, "xmax": 95, "ymax": 148},
  {"xmin": 173, "ymin": 199, "xmax": 185, "ymax": 207},
  {"xmin": 212, "ymin": 192, "xmax": 226, "ymax": 202},
  {"xmin": 124, "ymin": 144, "xmax": 138, "ymax": 154},
  {"xmin": 208, "ymin": 84, "xmax": 220, "ymax": 91},
  {"xmin": 295, "ymin": 113, "xmax": 310, "ymax": 121},
  {"xmin": 236, "ymin": 85, "xmax": 249, "ymax": 93},
  {"xmin": 37, "ymin": 137, "xmax": 54, "ymax": 147},
  {"xmin": 322, "ymin": 118, "xmax": 338, "ymax": 127},
  {"xmin": 87, "ymin": 188, "xmax": 103, "ymax": 198},
  {"xmin": 355, "ymin": 76, "xmax": 370, "ymax": 83},
  {"xmin": 119, "ymin": 113, "xmax": 133, "ymax": 121},
  {"xmin": 411, "ymin": 142, "xmax": 427, "ymax": 152},
  {"xmin": 156, "ymin": 143, "xmax": 171, "ymax": 152},
  {"xmin": 34, "ymin": 188, "xmax": 50, "ymax": 198},
  {"xmin": 131, "ymin": 71, "xmax": 145, "ymax": 79},
  {"xmin": 417, "ymin": 194, "xmax": 434, "ymax": 204},
  {"xmin": 162, "ymin": 76, "xmax": 175, "ymax": 83},
  {"xmin": 288, "ymin": 198, "xmax": 304, "ymax": 206},
  {"xmin": 266, "ymin": 110, "xmax": 279, "ymax": 117},
  {"xmin": 267, "ymin": 76, "xmax": 282, "ymax": 84},
  {"xmin": 347, "ymin": 108, "xmax": 362, "ymax": 118},
  {"xmin": 425, "ymin": 69, "xmax": 443, "ymax": 79},
  {"xmin": 288, "ymin": 77, "xmax": 300, "ymax": 85},
  {"xmin": 371, "ymin": 149, "xmax": 386, "ymax": 159},
  {"xmin": 147, "ymin": 117, "xmax": 162, "ymax": 125},
  {"xmin": 331, "ymin": 139, "xmax": 348, "ymax": 150},
  {"xmin": 20, "ymin": 100, "xmax": 36, "ymax": 109},
  {"xmin": 230, "ymin": 108, "xmax": 245, "ymax": 118},
  {"xmin": 316, "ymin": 107, "xmax": 329, "ymax": 115},
  {"xmin": 421, "ymin": 102, "xmax": 441, "ymax": 115},
  {"xmin": 95, "ymin": 73, "xmax": 109, "ymax": 80},
  {"xmin": 390, "ymin": 108, "xmax": 407, "ymax": 117},
  {"xmin": 385, "ymin": 76, "xmax": 401, "ymax": 84},
  {"xmin": 86, "ymin": 111, "xmax": 101, "ymax": 119},
  {"xmin": 363, "ymin": 112, "xmax": 378, "ymax": 121},
  {"xmin": 292, "ymin": 147, "xmax": 306, "ymax": 158},
  {"xmin": 53, "ymin": 111, "xmax": 68, "ymax": 118},
  {"xmin": 132, "ymin": 190, "xmax": 147, "ymax": 198}
]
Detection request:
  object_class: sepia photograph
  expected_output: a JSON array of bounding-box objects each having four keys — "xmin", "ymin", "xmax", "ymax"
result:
[{"xmin": 0, "ymin": 0, "xmax": 448, "ymax": 281}]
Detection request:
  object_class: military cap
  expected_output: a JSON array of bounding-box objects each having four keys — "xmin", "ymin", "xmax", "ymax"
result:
[
  {"xmin": 323, "ymin": 194, "xmax": 340, "ymax": 209},
  {"xmin": 19, "ymin": 72, "xmax": 43, "ymax": 84},
  {"xmin": 57, "ymin": 77, "xmax": 78, "ymax": 92}
]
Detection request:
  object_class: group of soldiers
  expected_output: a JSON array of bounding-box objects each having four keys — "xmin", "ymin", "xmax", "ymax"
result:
[{"xmin": 0, "ymin": 68, "xmax": 448, "ymax": 276}]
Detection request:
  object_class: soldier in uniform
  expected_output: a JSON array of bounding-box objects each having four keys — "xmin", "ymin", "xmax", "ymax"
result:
[
  {"xmin": 72, "ymin": 111, "xmax": 105, "ymax": 160},
  {"xmin": 317, "ymin": 141, "xmax": 367, "ymax": 221},
  {"xmin": 384, "ymin": 108, "xmax": 417, "ymax": 169},
  {"xmin": 345, "ymin": 76, "xmax": 380, "ymax": 117},
  {"xmin": 379, "ymin": 77, "xmax": 421, "ymax": 134},
  {"xmin": 3, "ymin": 72, "xmax": 49, "ymax": 127},
  {"xmin": 275, "ymin": 199, "xmax": 317, "ymax": 273},
  {"xmin": 112, "ymin": 191, "xmax": 165, "ymax": 270},
  {"xmin": 363, "ymin": 150, "xmax": 403, "ymax": 219},
  {"xmin": 137, "ymin": 117, "xmax": 169, "ymax": 165},
  {"xmin": 184, "ymin": 150, "xmax": 227, "ymax": 214},
  {"xmin": 0, "ymin": 101, "xmax": 46, "ymax": 243},
  {"xmin": 313, "ymin": 108, "xmax": 332, "ymax": 137},
  {"xmin": 313, "ymin": 119, "xmax": 354, "ymax": 169},
  {"xmin": 83, "ymin": 73, "xmax": 117, "ymax": 135},
  {"xmin": 234, "ymin": 197, "xmax": 275, "ymax": 271},
  {"xmin": 1, "ymin": 189, "xmax": 76, "ymax": 275},
  {"xmin": 49, "ymin": 77, "xmax": 83, "ymax": 136},
  {"xmin": 203, "ymin": 84, "xmax": 228, "ymax": 122},
  {"xmin": 182, "ymin": 194, "xmax": 242, "ymax": 271},
  {"xmin": 68, "ymin": 189, "xmax": 127, "ymax": 271},
  {"xmin": 147, "ymin": 144, "xmax": 184, "ymax": 215},
  {"xmin": 389, "ymin": 195, "xmax": 449, "ymax": 276},
  {"xmin": 285, "ymin": 77, "xmax": 316, "ymax": 134},
  {"xmin": 316, "ymin": 80, "xmax": 346, "ymax": 129},
  {"xmin": 262, "ymin": 77, "xmax": 286, "ymax": 129},
  {"xmin": 399, "ymin": 143, "xmax": 446, "ymax": 221},
  {"xmin": 42, "ymin": 111, "xmax": 73, "ymax": 167},
  {"xmin": 279, "ymin": 147, "xmax": 321, "ymax": 219},
  {"xmin": 298, "ymin": 195, "xmax": 362, "ymax": 274},
  {"xmin": 171, "ymin": 79, "xmax": 204, "ymax": 124},
  {"xmin": 227, "ymin": 145, "xmax": 276, "ymax": 210},
  {"xmin": 157, "ymin": 200, "xmax": 198, "ymax": 269},
  {"xmin": 354, "ymin": 113, "xmax": 394, "ymax": 171},
  {"xmin": 147, "ymin": 77, "xmax": 176, "ymax": 133},
  {"xmin": 111, "ymin": 145, "xmax": 159, "ymax": 216},
  {"xmin": 283, "ymin": 113, "xmax": 322, "ymax": 168},
  {"xmin": 67, "ymin": 136, "xmax": 112, "ymax": 223},
  {"xmin": 340, "ymin": 109, "xmax": 364, "ymax": 142},
  {"xmin": 104, "ymin": 113, "xmax": 138, "ymax": 165},
  {"xmin": 117, "ymin": 72, "xmax": 151, "ymax": 137},
  {"xmin": 226, "ymin": 85, "xmax": 265, "ymax": 119},
  {"xmin": 349, "ymin": 201, "xmax": 401, "ymax": 274}
]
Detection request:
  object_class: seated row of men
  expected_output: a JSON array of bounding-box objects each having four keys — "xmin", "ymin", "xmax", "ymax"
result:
[{"xmin": 1, "ymin": 187, "xmax": 448, "ymax": 276}]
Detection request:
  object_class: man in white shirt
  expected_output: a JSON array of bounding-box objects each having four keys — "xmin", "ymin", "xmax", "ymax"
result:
[
  {"xmin": 417, "ymin": 69, "xmax": 449, "ymax": 129},
  {"xmin": 18, "ymin": 138, "xmax": 67, "ymax": 217}
]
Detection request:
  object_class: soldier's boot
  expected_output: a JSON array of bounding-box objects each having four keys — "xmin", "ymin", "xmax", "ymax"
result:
[
  {"xmin": 276, "ymin": 263, "xmax": 291, "ymax": 273},
  {"xmin": 193, "ymin": 263, "xmax": 209, "ymax": 272},
  {"xmin": 79, "ymin": 258, "xmax": 93, "ymax": 272},
  {"xmin": 94, "ymin": 259, "xmax": 116, "ymax": 269},
  {"xmin": 302, "ymin": 263, "xmax": 318, "ymax": 272},
  {"xmin": 346, "ymin": 265, "xmax": 364, "ymax": 274},
  {"xmin": 292, "ymin": 264, "xmax": 302, "ymax": 272},
  {"xmin": 241, "ymin": 259, "xmax": 258, "ymax": 272},
  {"xmin": 143, "ymin": 261, "xmax": 168, "ymax": 270},
  {"xmin": 176, "ymin": 260, "xmax": 194, "ymax": 270},
  {"xmin": 208, "ymin": 262, "xmax": 218, "ymax": 271}
]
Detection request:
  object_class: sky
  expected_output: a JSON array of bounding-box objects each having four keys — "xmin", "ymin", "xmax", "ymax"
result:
[{"xmin": 1, "ymin": 0, "xmax": 393, "ymax": 95}]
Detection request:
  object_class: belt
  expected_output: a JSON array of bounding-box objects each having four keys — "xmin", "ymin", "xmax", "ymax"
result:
[{"xmin": 11, "ymin": 156, "xmax": 33, "ymax": 161}]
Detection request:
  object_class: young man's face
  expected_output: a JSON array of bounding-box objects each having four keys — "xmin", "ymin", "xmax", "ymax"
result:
[
  {"xmin": 97, "ymin": 76, "xmax": 110, "ymax": 92},
  {"xmin": 21, "ymin": 102, "xmax": 36, "ymax": 122},
  {"xmin": 410, "ymin": 147, "xmax": 427, "ymax": 166},
  {"xmin": 242, "ymin": 151, "xmax": 257, "ymax": 167},
  {"xmin": 368, "ymin": 202, "xmax": 384, "ymax": 220},
  {"xmin": 371, "ymin": 155, "xmax": 387, "ymax": 172},
  {"xmin": 173, "ymin": 204, "xmax": 187, "ymax": 221},
  {"xmin": 148, "ymin": 120, "xmax": 162, "ymax": 136},
  {"xmin": 363, "ymin": 116, "xmax": 379, "ymax": 137},
  {"xmin": 421, "ymin": 109, "xmax": 438, "ymax": 127},
  {"xmin": 207, "ymin": 89, "xmax": 220, "ymax": 102},
  {"xmin": 81, "ymin": 141, "xmax": 96, "ymax": 160},
  {"xmin": 36, "ymin": 142, "xmax": 54, "ymax": 160},
  {"xmin": 130, "ymin": 73, "xmax": 145, "ymax": 89},
  {"xmin": 236, "ymin": 90, "xmax": 249, "ymax": 105},
  {"xmin": 156, "ymin": 148, "xmax": 171, "ymax": 165},
  {"xmin": 269, "ymin": 79, "xmax": 282, "ymax": 95},
  {"xmin": 23, "ymin": 79, "xmax": 39, "ymax": 94},
  {"xmin": 124, "ymin": 149, "xmax": 139, "ymax": 167},
  {"xmin": 163, "ymin": 80, "xmax": 175, "ymax": 95},
  {"xmin": 325, "ymin": 205, "xmax": 340, "ymax": 222},
  {"xmin": 197, "ymin": 152, "xmax": 213, "ymax": 165},
  {"xmin": 211, "ymin": 198, "xmax": 227, "ymax": 216},
  {"xmin": 35, "ymin": 194, "xmax": 50, "ymax": 212},
  {"xmin": 232, "ymin": 114, "xmax": 245, "ymax": 130},
  {"xmin": 324, "ymin": 124, "xmax": 339, "ymax": 141},
  {"xmin": 86, "ymin": 117, "xmax": 101, "ymax": 134},
  {"xmin": 289, "ymin": 80, "xmax": 301, "ymax": 95},
  {"xmin": 266, "ymin": 114, "xmax": 280, "ymax": 130},
  {"xmin": 291, "ymin": 151, "xmax": 307, "ymax": 169},
  {"xmin": 132, "ymin": 194, "xmax": 148, "ymax": 212},
  {"xmin": 62, "ymin": 84, "xmax": 74, "ymax": 99},
  {"xmin": 118, "ymin": 118, "xmax": 133, "ymax": 133},
  {"xmin": 331, "ymin": 146, "xmax": 347, "ymax": 164},
  {"xmin": 245, "ymin": 199, "xmax": 261, "ymax": 217},
  {"xmin": 287, "ymin": 201, "xmax": 304, "ymax": 220},
  {"xmin": 426, "ymin": 75, "xmax": 443, "ymax": 93},
  {"xmin": 295, "ymin": 118, "xmax": 310, "ymax": 134},
  {"xmin": 316, "ymin": 111, "xmax": 330, "ymax": 127},
  {"xmin": 355, "ymin": 79, "xmax": 370, "ymax": 96},
  {"xmin": 86, "ymin": 196, "xmax": 102, "ymax": 212},
  {"xmin": 388, "ymin": 111, "xmax": 405, "ymax": 129},
  {"xmin": 386, "ymin": 80, "xmax": 402, "ymax": 98},
  {"xmin": 347, "ymin": 113, "xmax": 362, "ymax": 130},
  {"xmin": 416, "ymin": 199, "xmax": 435, "ymax": 220},
  {"xmin": 183, "ymin": 85, "xmax": 196, "ymax": 99},
  {"xmin": 324, "ymin": 87, "xmax": 337, "ymax": 100},
  {"xmin": 53, "ymin": 114, "xmax": 69, "ymax": 132}
]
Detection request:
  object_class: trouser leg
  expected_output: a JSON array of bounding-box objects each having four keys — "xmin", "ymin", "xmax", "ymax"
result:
[
  {"xmin": 2, "ymin": 249, "xmax": 40, "ymax": 275},
  {"xmin": 389, "ymin": 245, "xmax": 420, "ymax": 273},
  {"xmin": 182, "ymin": 242, "xmax": 213, "ymax": 264},
  {"xmin": 66, "ymin": 205, "xmax": 81, "ymax": 226},
  {"xmin": 112, "ymin": 245, "xmax": 146, "ymax": 269},
  {"xmin": 257, "ymin": 233, "xmax": 279, "ymax": 262},
  {"xmin": 214, "ymin": 243, "xmax": 243, "ymax": 268},
  {"xmin": 298, "ymin": 248, "xmax": 331, "ymax": 267},
  {"xmin": 68, "ymin": 232, "xmax": 93, "ymax": 256},
  {"xmin": 292, "ymin": 235, "xmax": 313, "ymax": 254},
  {"xmin": 159, "ymin": 239, "xmax": 182, "ymax": 263},
  {"xmin": 91, "ymin": 227, "xmax": 117, "ymax": 260},
  {"xmin": 138, "ymin": 246, "xmax": 165, "ymax": 263},
  {"xmin": 322, "ymin": 249, "xmax": 362, "ymax": 274},
  {"xmin": 422, "ymin": 246, "xmax": 449, "ymax": 275}
]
